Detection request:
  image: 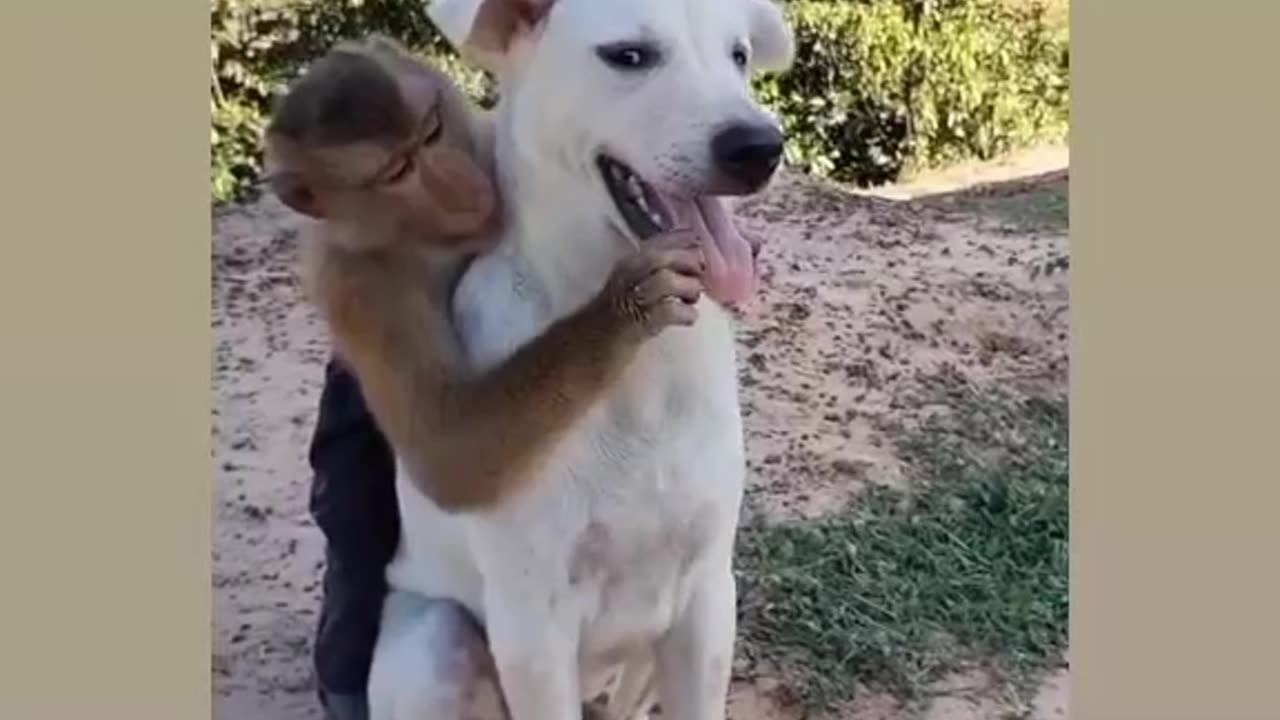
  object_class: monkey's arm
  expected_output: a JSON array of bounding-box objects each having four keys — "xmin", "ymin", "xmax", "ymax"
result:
[{"xmin": 308, "ymin": 246, "xmax": 650, "ymax": 512}]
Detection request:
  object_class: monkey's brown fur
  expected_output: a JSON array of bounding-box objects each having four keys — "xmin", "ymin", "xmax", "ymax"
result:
[{"xmin": 264, "ymin": 36, "xmax": 705, "ymax": 512}]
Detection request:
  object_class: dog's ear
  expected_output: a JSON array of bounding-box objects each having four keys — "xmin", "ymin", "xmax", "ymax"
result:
[
  {"xmin": 746, "ymin": 0, "xmax": 794, "ymax": 73},
  {"xmin": 429, "ymin": 0, "xmax": 552, "ymax": 74}
]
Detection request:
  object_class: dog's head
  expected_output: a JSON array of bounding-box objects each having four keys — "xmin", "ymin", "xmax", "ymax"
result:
[{"xmin": 429, "ymin": 0, "xmax": 793, "ymax": 303}]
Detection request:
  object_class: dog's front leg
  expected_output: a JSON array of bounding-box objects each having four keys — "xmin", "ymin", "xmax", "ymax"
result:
[
  {"xmin": 368, "ymin": 592, "xmax": 505, "ymax": 720},
  {"xmin": 606, "ymin": 657, "xmax": 656, "ymax": 720},
  {"xmin": 485, "ymin": 587, "xmax": 582, "ymax": 720},
  {"xmin": 653, "ymin": 568, "xmax": 737, "ymax": 720}
]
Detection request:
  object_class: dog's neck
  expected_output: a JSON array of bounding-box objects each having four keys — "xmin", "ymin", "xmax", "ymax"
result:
[{"xmin": 490, "ymin": 95, "xmax": 631, "ymax": 314}]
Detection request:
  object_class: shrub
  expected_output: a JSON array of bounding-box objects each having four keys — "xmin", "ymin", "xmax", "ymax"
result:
[
  {"xmin": 211, "ymin": 0, "xmax": 1070, "ymax": 202},
  {"xmin": 754, "ymin": 0, "xmax": 1069, "ymax": 186}
]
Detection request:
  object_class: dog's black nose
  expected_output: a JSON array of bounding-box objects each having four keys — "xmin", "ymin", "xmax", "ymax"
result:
[{"xmin": 711, "ymin": 122, "xmax": 784, "ymax": 191}]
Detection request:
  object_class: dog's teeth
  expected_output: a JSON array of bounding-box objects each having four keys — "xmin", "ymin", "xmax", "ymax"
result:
[{"xmin": 605, "ymin": 159, "xmax": 665, "ymax": 232}]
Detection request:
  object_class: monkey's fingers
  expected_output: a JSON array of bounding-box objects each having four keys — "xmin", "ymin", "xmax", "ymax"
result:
[
  {"xmin": 629, "ymin": 248, "xmax": 704, "ymax": 283},
  {"xmin": 646, "ymin": 228, "xmax": 699, "ymax": 251},
  {"xmin": 647, "ymin": 297, "xmax": 699, "ymax": 330},
  {"xmin": 635, "ymin": 269, "xmax": 703, "ymax": 306}
]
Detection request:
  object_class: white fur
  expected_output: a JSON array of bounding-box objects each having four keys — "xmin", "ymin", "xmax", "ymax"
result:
[{"xmin": 367, "ymin": 1, "xmax": 794, "ymax": 720}]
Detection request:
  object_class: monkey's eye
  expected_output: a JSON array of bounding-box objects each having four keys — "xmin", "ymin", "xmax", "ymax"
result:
[
  {"xmin": 384, "ymin": 155, "xmax": 414, "ymax": 184},
  {"xmin": 422, "ymin": 117, "xmax": 444, "ymax": 147},
  {"xmin": 596, "ymin": 42, "xmax": 661, "ymax": 72}
]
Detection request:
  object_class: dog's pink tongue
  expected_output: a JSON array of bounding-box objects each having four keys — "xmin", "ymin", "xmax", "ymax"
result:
[{"xmin": 689, "ymin": 196, "xmax": 757, "ymax": 304}]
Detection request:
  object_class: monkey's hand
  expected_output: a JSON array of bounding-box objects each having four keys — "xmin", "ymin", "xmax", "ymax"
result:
[{"xmin": 601, "ymin": 230, "xmax": 705, "ymax": 337}]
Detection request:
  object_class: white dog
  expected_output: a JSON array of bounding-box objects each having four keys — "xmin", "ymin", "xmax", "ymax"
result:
[{"xmin": 366, "ymin": 1, "xmax": 794, "ymax": 720}]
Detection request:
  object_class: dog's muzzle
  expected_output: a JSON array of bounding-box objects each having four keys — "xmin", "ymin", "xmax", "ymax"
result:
[{"xmin": 710, "ymin": 122, "xmax": 785, "ymax": 193}]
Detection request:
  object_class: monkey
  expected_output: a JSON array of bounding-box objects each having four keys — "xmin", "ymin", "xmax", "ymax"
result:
[{"xmin": 263, "ymin": 36, "xmax": 706, "ymax": 512}]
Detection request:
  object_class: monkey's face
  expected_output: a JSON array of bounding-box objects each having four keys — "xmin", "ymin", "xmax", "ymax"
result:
[
  {"xmin": 317, "ymin": 108, "xmax": 498, "ymax": 245},
  {"xmin": 366, "ymin": 83, "xmax": 500, "ymax": 243},
  {"xmin": 269, "ymin": 76, "xmax": 499, "ymax": 249}
]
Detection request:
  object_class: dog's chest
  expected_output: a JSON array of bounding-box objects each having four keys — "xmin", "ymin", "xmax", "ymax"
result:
[{"xmin": 453, "ymin": 252, "xmax": 745, "ymax": 643}]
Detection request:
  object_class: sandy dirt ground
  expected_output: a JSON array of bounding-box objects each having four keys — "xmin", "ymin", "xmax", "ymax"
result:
[{"xmin": 212, "ymin": 159, "xmax": 1069, "ymax": 720}]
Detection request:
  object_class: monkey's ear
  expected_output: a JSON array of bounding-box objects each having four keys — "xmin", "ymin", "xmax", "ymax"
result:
[
  {"xmin": 428, "ymin": 0, "xmax": 552, "ymax": 74},
  {"xmin": 267, "ymin": 171, "xmax": 326, "ymax": 219},
  {"xmin": 746, "ymin": 0, "xmax": 794, "ymax": 73}
]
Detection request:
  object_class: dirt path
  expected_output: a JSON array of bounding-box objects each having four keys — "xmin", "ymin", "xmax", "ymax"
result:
[{"xmin": 212, "ymin": 163, "xmax": 1069, "ymax": 720}]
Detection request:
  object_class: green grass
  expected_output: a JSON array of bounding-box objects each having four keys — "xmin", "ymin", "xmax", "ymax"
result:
[
  {"xmin": 911, "ymin": 170, "xmax": 1069, "ymax": 235},
  {"xmin": 979, "ymin": 182, "xmax": 1068, "ymax": 233},
  {"xmin": 735, "ymin": 375, "xmax": 1068, "ymax": 710}
]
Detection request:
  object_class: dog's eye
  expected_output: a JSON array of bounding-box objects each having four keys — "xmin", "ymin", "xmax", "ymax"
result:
[
  {"xmin": 596, "ymin": 42, "xmax": 660, "ymax": 71},
  {"xmin": 731, "ymin": 45, "xmax": 749, "ymax": 69}
]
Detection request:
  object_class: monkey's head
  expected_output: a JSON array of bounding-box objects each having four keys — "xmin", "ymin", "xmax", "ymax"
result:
[{"xmin": 264, "ymin": 37, "xmax": 498, "ymax": 250}]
